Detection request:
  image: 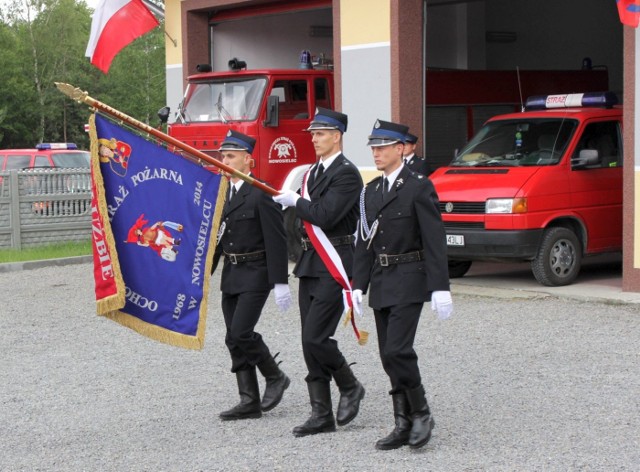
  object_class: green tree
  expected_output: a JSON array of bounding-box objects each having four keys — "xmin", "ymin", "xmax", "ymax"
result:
[{"xmin": 0, "ymin": 0, "xmax": 166, "ymax": 150}]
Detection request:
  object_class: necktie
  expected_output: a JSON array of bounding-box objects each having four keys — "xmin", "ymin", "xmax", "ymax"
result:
[
  {"xmin": 316, "ymin": 163, "xmax": 324, "ymax": 180},
  {"xmin": 382, "ymin": 177, "xmax": 389, "ymax": 201},
  {"xmin": 230, "ymin": 185, "xmax": 237, "ymax": 201}
]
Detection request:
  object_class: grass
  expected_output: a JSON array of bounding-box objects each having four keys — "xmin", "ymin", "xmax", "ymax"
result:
[{"xmin": 0, "ymin": 240, "xmax": 92, "ymax": 264}]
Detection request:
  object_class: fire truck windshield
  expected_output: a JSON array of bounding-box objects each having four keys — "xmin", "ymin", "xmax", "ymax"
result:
[
  {"xmin": 182, "ymin": 77, "xmax": 267, "ymax": 123},
  {"xmin": 451, "ymin": 118, "xmax": 577, "ymax": 167}
]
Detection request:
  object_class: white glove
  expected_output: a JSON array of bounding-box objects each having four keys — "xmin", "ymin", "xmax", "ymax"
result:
[
  {"xmin": 431, "ymin": 290, "xmax": 453, "ymax": 320},
  {"xmin": 352, "ymin": 289, "xmax": 363, "ymax": 317},
  {"xmin": 272, "ymin": 190, "xmax": 300, "ymax": 208},
  {"xmin": 274, "ymin": 283, "xmax": 292, "ymax": 313}
]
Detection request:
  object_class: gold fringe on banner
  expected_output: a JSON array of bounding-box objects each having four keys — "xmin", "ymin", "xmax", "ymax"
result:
[{"xmin": 89, "ymin": 113, "xmax": 126, "ymax": 315}]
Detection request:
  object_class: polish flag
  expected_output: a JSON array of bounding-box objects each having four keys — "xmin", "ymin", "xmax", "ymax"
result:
[
  {"xmin": 617, "ymin": 0, "xmax": 640, "ymax": 27},
  {"xmin": 85, "ymin": 0, "xmax": 159, "ymax": 73}
]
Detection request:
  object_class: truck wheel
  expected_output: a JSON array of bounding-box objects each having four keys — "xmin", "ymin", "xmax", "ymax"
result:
[
  {"xmin": 448, "ymin": 260, "xmax": 472, "ymax": 278},
  {"xmin": 531, "ymin": 227, "xmax": 582, "ymax": 286},
  {"xmin": 284, "ymin": 207, "xmax": 302, "ymax": 262}
]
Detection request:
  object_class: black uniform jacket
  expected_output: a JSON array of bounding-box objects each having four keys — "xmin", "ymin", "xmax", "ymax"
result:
[
  {"xmin": 405, "ymin": 154, "xmax": 433, "ymax": 177},
  {"xmin": 352, "ymin": 166, "xmax": 449, "ymax": 309},
  {"xmin": 214, "ymin": 178, "xmax": 288, "ymax": 295},
  {"xmin": 294, "ymin": 154, "xmax": 363, "ymax": 278}
]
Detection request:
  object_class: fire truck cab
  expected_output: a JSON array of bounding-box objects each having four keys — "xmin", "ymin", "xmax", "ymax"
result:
[
  {"xmin": 165, "ymin": 66, "xmax": 334, "ymax": 191},
  {"xmin": 430, "ymin": 92, "xmax": 623, "ymax": 286}
]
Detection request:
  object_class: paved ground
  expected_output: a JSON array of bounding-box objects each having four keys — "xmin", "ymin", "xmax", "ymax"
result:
[{"xmin": 1, "ymin": 258, "xmax": 639, "ymax": 471}]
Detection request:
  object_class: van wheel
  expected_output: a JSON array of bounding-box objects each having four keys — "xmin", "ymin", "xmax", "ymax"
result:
[
  {"xmin": 531, "ymin": 227, "xmax": 582, "ymax": 286},
  {"xmin": 284, "ymin": 207, "xmax": 302, "ymax": 262},
  {"xmin": 448, "ymin": 260, "xmax": 472, "ymax": 278}
]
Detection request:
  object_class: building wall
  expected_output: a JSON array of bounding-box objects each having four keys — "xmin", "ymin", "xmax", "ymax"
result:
[
  {"xmin": 624, "ymin": 26, "xmax": 639, "ymax": 290},
  {"xmin": 165, "ymin": 0, "xmax": 184, "ymax": 122},
  {"xmin": 339, "ymin": 0, "xmax": 391, "ymax": 166}
]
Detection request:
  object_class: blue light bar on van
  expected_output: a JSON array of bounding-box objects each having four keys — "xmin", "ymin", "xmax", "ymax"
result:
[
  {"xmin": 36, "ymin": 143, "xmax": 78, "ymax": 150},
  {"xmin": 525, "ymin": 92, "xmax": 618, "ymax": 111}
]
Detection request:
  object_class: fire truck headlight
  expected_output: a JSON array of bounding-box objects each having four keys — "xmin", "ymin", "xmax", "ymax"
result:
[{"xmin": 486, "ymin": 198, "xmax": 527, "ymax": 214}]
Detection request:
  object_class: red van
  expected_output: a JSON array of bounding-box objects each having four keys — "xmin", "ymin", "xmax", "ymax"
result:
[
  {"xmin": 430, "ymin": 92, "xmax": 623, "ymax": 286},
  {"xmin": 0, "ymin": 143, "xmax": 90, "ymax": 171}
]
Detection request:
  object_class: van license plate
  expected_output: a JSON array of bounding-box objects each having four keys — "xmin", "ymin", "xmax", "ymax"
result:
[{"xmin": 447, "ymin": 235, "xmax": 464, "ymax": 246}]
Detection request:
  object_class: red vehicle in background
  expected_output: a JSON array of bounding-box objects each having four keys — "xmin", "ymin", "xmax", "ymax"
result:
[{"xmin": 430, "ymin": 92, "xmax": 623, "ymax": 286}]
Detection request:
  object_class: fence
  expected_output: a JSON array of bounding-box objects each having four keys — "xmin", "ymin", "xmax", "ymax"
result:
[{"xmin": 0, "ymin": 169, "xmax": 92, "ymax": 249}]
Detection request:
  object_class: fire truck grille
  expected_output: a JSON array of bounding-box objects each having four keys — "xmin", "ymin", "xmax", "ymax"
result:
[
  {"xmin": 439, "ymin": 202, "xmax": 485, "ymax": 214},
  {"xmin": 443, "ymin": 222, "xmax": 485, "ymax": 230}
]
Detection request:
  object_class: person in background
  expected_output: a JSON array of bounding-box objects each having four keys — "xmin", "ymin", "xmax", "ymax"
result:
[
  {"xmin": 403, "ymin": 132, "xmax": 432, "ymax": 176},
  {"xmin": 273, "ymin": 107, "xmax": 365, "ymax": 438},
  {"xmin": 213, "ymin": 130, "xmax": 292, "ymax": 421},
  {"xmin": 351, "ymin": 119, "xmax": 452, "ymax": 450}
]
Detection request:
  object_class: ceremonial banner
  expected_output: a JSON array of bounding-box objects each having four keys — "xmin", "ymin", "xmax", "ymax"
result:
[{"xmin": 89, "ymin": 113, "xmax": 226, "ymax": 349}]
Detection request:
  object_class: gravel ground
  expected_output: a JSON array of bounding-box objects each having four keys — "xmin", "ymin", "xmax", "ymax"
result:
[{"xmin": 1, "ymin": 262, "xmax": 640, "ymax": 471}]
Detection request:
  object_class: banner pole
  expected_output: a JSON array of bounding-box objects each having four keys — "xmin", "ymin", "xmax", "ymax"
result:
[{"xmin": 55, "ymin": 82, "xmax": 278, "ymax": 196}]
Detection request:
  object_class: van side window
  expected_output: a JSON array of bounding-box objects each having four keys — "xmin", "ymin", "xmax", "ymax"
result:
[
  {"xmin": 272, "ymin": 80, "xmax": 309, "ymax": 120},
  {"xmin": 572, "ymin": 121, "xmax": 621, "ymax": 169},
  {"xmin": 5, "ymin": 155, "xmax": 31, "ymax": 170},
  {"xmin": 34, "ymin": 155, "xmax": 51, "ymax": 168}
]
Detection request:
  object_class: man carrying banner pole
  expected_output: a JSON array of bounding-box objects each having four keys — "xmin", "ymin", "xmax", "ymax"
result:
[
  {"xmin": 273, "ymin": 108, "xmax": 365, "ymax": 437},
  {"xmin": 213, "ymin": 131, "xmax": 292, "ymax": 420}
]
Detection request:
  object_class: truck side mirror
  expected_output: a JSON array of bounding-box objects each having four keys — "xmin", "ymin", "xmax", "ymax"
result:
[
  {"xmin": 157, "ymin": 106, "xmax": 171, "ymax": 124},
  {"xmin": 571, "ymin": 149, "xmax": 600, "ymax": 169},
  {"xmin": 264, "ymin": 95, "xmax": 279, "ymax": 127}
]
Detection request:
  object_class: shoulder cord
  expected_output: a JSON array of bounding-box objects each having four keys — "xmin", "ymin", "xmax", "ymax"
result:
[{"xmin": 358, "ymin": 186, "xmax": 378, "ymax": 248}]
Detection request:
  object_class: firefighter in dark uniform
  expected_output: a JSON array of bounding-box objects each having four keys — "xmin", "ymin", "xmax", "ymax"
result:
[
  {"xmin": 213, "ymin": 130, "xmax": 292, "ymax": 421},
  {"xmin": 403, "ymin": 132, "xmax": 433, "ymax": 176},
  {"xmin": 351, "ymin": 120, "xmax": 453, "ymax": 450},
  {"xmin": 273, "ymin": 108, "xmax": 365, "ymax": 437}
]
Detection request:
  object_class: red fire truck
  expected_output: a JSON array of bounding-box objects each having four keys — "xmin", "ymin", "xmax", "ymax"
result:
[{"xmin": 430, "ymin": 92, "xmax": 623, "ymax": 286}]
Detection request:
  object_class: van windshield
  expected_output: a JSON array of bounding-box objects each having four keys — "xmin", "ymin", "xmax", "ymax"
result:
[
  {"xmin": 51, "ymin": 152, "xmax": 90, "ymax": 168},
  {"xmin": 181, "ymin": 77, "xmax": 267, "ymax": 123},
  {"xmin": 451, "ymin": 118, "xmax": 578, "ymax": 167}
]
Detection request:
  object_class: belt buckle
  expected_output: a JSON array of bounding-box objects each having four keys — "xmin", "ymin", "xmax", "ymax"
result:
[
  {"xmin": 379, "ymin": 254, "xmax": 389, "ymax": 267},
  {"xmin": 229, "ymin": 254, "xmax": 238, "ymax": 264}
]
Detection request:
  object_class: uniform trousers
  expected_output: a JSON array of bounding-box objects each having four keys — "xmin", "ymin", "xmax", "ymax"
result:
[
  {"xmin": 298, "ymin": 276, "xmax": 348, "ymax": 383},
  {"xmin": 373, "ymin": 302, "xmax": 423, "ymax": 393},
  {"xmin": 221, "ymin": 290, "xmax": 271, "ymax": 372}
]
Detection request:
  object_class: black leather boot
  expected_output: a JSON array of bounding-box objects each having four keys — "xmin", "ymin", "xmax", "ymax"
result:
[
  {"xmin": 292, "ymin": 381, "xmax": 336, "ymax": 437},
  {"xmin": 375, "ymin": 392, "xmax": 412, "ymax": 450},
  {"xmin": 405, "ymin": 385, "xmax": 435, "ymax": 449},
  {"xmin": 219, "ymin": 368, "xmax": 262, "ymax": 421},
  {"xmin": 257, "ymin": 353, "xmax": 290, "ymax": 412},
  {"xmin": 332, "ymin": 362, "xmax": 365, "ymax": 426}
]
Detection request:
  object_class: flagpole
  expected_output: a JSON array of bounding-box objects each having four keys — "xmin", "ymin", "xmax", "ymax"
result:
[{"xmin": 55, "ymin": 82, "xmax": 278, "ymax": 196}]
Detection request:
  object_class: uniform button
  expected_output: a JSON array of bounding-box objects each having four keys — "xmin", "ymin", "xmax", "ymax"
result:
[
  {"xmin": 378, "ymin": 214, "xmax": 382, "ymax": 218},
  {"xmin": 379, "ymin": 230, "xmax": 384, "ymax": 234},
  {"xmin": 229, "ymin": 242, "xmax": 234, "ymax": 246},
  {"xmin": 381, "ymin": 246, "xmax": 386, "ymax": 250}
]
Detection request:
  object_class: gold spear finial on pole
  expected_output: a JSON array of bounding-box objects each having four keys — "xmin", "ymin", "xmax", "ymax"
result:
[
  {"xmin": 55, "ymin": 82, "xmax": 89, "ymax": 104},
  {"xmin": 54, "ymin": 82, "xmax": 278, "ymax": 196}
]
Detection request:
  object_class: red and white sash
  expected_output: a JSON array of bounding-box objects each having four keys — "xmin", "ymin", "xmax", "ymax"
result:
[{"xmin": 301, "ymin": 167, "xmax": 366, "ymax": 344}]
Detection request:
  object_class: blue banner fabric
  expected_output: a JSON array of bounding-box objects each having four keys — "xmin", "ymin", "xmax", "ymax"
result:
[{"xmin": 90, "ymin": 112, "xmax": 226, "ymax": 349}]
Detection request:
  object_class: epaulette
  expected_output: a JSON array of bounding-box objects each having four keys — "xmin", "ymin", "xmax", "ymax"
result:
[
  {"xmin": 367, "ymin": 175, "xmax": 383, "ymax": 186},
  {"xmin": 407, "ymin": 170, "xmax": 426, "ymax": 182}
]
